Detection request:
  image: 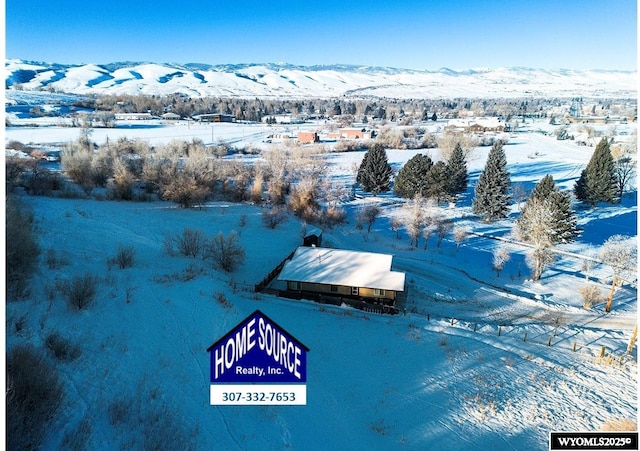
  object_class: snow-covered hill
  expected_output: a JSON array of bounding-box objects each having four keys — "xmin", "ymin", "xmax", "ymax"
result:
[{"xmin": 5, "ymin": 59, "xmax": 637, "ymax": 99}]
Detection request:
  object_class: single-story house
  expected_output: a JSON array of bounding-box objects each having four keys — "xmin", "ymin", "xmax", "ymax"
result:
[
  {"xmin": 445, "ymin": 118, "xmax": 506, "ymax": 133},
  {"xmin": 115, "ymin": 113, "xmax": 153, "ymax": 120},
  {"xmin": 277, "ymin": 247, "xmax": 405, "ymax": 307},
  {"xmin": 328, "ymin": 128, "xmax": 375, "ymax": 140},
  {"xmin": 262, "ymin": 115, "xmax": 305, "ymax": 124},
  {"xmin": 193, "ymin": 113, "xmax": 235, "ymax": 122},
  {"xmin": 161, "ymin": 112, "xmax": 181, "ymax": 120}
]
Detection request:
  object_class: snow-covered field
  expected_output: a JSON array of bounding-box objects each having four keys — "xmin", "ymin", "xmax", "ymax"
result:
[{"xmin": 5, "ymin": 119, "xmax": 638, "ymax": 450}]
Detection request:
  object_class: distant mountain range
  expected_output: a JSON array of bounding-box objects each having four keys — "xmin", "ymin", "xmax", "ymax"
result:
[{"xmin": 5, "ymin": 59, "xmax": 637, "ymax": 99}]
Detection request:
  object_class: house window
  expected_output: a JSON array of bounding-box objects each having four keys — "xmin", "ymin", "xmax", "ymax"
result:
[
  {"xmin": 374, "ymin": 288, "xmax": 385, "ymax": 297},
  {"xmin": 330, "ymin": 285, "xmax": 338, "ymax": 293},
  {"xmin": 290, "ymin": 281, "xmax": 301, "ymax": 290},
  {"xmin": 351, "ymin": 287, "xmax": 359, "ymax": 296}
]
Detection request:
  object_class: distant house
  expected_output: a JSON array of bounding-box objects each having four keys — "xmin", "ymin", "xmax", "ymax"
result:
[
  {"xmin": 445, "ymin": 118, "xmax": 506, "ymax": 133},
  {"xmin": 328, "ymin": 128, "xmax": 375, "ymax": 140},
  {"xmin": 161, "ymin": 112, "xmax": 181, "ymax": 120},
  {"xmin": 262, "ymin": 115, "xmax": 305, "ymax": 124},
  {"xmin": 297, "ymin": 132, "xmax": 319, "ymax": 144},
  {"xmin": 193, "ymin": 113, "xmax": 235, "ymax": 122},
  {"xmin": 277, "ymin": 247, "xmax": 405, "ymax": 312},
  {"xmin": 115, "ymin": 113, "xmax": 153, "ymax": 120}
]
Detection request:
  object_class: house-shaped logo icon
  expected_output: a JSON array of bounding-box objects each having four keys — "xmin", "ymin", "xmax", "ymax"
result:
[{"xmin": 207, "ymin": 310, "xmax": 309, "ymax": 384}]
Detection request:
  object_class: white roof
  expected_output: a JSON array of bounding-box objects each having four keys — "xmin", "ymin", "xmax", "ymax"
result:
[
  {"xmin": 446, "ymin": 117, "xmax": 504, "ymax": 128},
  {"xmin": 278, "ymin": 247, "xmax": 405, "ymax": 292}
]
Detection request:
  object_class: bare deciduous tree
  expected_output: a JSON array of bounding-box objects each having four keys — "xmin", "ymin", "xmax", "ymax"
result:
[
  {"xmin": 492, "ymin": 244, "xmax": 511, "ymax": 277},
  {"xmin": 436, "ymin": 131, "xmax": 478, "ymax": 161},
  {"xmin": 436, "ymin": 219, "xmax": 453, "ymax": 247},
  {"xmin": 453, "ymin": 225, "xmax": 471, "ymax": 251},
  {"xmin": 514, "ymin": 196, "xmax": 556, "ymax": 281},
  {"xmin": 162, "ymin": 173, "xmax": 209, "ymax": 208},
  {"xmin": 390, "ymin": 217, "xmax": 402, "ymax": 239},
  {"xmin": 599, "ymin": 235, "xmax": 637, "ymax": 312},
  {"xmin": 360, "ymin": 205, "xmax": 380, "ymax": 233},
  {"xmin": 403, "ymin": 196, "xmax": 426, "ymax": 248}
]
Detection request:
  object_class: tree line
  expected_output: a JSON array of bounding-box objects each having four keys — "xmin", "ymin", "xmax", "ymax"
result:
[{"xmin": 44, "ymin": 93, "xmax": 634, "ymax": 124}]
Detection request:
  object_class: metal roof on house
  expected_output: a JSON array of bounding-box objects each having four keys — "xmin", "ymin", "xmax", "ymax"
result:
[{"xmin": 277, "ymin": 247, "xmax": 405, "ymax": 292}]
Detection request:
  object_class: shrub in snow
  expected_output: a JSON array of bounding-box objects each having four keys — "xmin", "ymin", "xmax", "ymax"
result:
[
  {"xmin": 204, "ymin": 231, "xmax": 246, "ymax": 272},
  {"xmin": 107, "ymin": 388, "xmax": 197, "ymax": 450},
  {"xmin": 108, "ymin": 244, "xmax": 136, "ymax": 269},
  {"xmin": 46, "ymin": 331, "xmax": 82, "ymax": 361},
  {"xmin": 162, "ymin": 173, "xmax": 209, "ymax": 208},
  {"xmin": 25, "ymin": 167, "xmax": 66, "ymax": 196},
  {"xmin": 6, "ymin": 196, "xmax": 40, "ymax": 299},
  {"xmin": 108, "ymin": 159, "xmax": 135, "ymax": 200},
  {"xmin": 7, "ymin": 344, "xmax": 65, "ymax": 450},
  {"xmin": 164, "ymin": 228, "xmax": 205, "ymax": 258},
  {"xmin": 579, "ymin": 284, "xmax": 602, "ymax": 309},
  {"xmin": 323, "ymin": 205, "xmax": 347, "ymax": 227},
  {"xmin": 215, "ymin": 291, "xmax": 232, "ymax": 308},
  {"xmin": 262, "ymin": 206, "xmax": 288, "ymax": 229},
  {"xmin": 60, "ymin": 272, "xmax": 99, "ymax": 310},
  {"xmin": 288, "ymin": 176, "xmax": 320, "ymax": 220},
  {"xmin": 61, "ymin": 143, "xmax": 97, "ymax": 194},
  {"xmin": 600, "ymin": 418, "xmax": 637, "ymax": 432}
]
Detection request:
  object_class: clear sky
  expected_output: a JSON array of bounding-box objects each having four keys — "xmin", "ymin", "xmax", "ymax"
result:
[{"xmin": 5, "ymin": 0, "xmax": 637, "ymax": 70}]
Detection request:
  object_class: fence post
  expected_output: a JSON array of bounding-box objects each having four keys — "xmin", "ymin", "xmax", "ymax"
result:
[
  {"xmin": 547, "ymin": 336, "xmax": 552, "ymax": 346},
  {"xmin": 474, "ymin": 323, "xmax": 477, "ymax": 332},
  {"xmin": 450, "ymin": 318, "xmax": 455, "ymax": 326},
  {"xmin": 523, "ymin": 332, "xmax": 527, "ymax": 342},
  {"xmin": 573, "ymin": 342, "xmax": 577, "ymax": 352},
  {"xmin": 627, "ymin": 324, "xmax": 638, "ymax": 355},
  {"xmin": 498, "ymin": 326, "xmax": 502, "ymax": 336},
  {"xmin": 600, "ymin": 346, "xmax": 606, "ymax": 358}
]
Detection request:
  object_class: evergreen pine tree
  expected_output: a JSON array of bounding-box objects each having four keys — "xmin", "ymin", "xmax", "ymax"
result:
[
  {"xmin": 393, "ymin": 154, "xmax": 433, "ymax": 199},
  {"xmin": 530, "ymin": 173, "xmax": 555, "ymax": 199},
  {"xmin": 446, "ymin": 143, "xmax": 468, "ymax": 196},
  {"xmin": 518, "ymin": 174, "xmax": 579, "ymax": 245},
  {"xmin": 472, "ymin": 141, "xmax": 511, "ymax": 221},
  {"xmin": 358, "ymin": 143, "xmax": 393, "ymax": 196},
  {"xmin": 356, "ymin": 151, "xmax": 370, "ymax": 186},
  {"xmin": 574, "ymin": 138, "xmax": 618, "ymax": 206},
  {"xmin": 425, "ymin": 161, "xmax": 450, "ymax": 201}
]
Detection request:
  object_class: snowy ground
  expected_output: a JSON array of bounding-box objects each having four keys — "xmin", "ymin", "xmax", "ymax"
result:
[{"xmin": 5, "ymin": 119, "xmax": 638, "ymax": 450}]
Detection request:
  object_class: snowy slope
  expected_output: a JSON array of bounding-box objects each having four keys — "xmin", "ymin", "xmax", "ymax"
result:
[
  {"xmin": 5, "ymin": 121, "xmax": 637, "ymax": 450},
  {"xmin": 5, "ymin": 59, "xmax": 637, "ymax": 98}
]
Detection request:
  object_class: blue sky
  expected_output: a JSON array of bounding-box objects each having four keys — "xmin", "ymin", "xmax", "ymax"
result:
[{"xmin": 5, "ymin": 0, "xmax": 637, "ymax": 70}]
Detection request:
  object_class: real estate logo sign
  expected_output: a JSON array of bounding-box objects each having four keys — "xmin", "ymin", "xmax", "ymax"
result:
[{"xmin": 207, "ymin": 310, "xmax": 308, "ymax": 405}]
